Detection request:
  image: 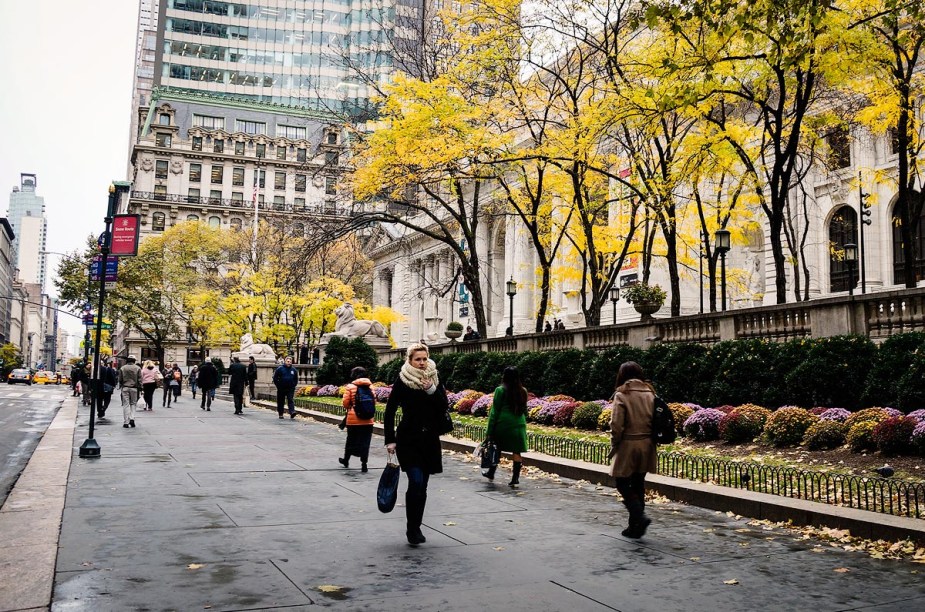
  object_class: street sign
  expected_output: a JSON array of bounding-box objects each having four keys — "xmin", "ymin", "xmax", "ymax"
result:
[
  {"xmin": 104, "ymin": 281, "xmax": 116, "ymax": 290},
  {"xmin": 97, "ymin": 231, "xmax": 111, "ymax": 250},
  {"xmin": 90, "ymin": 256, "xmax": 118, "ymax": 282},
  {"xmin": 82, "ymin": 314, "xmax": 95, "ymax": 325},
  {"xmin": 111, "ymin": 214, "xmax": 141, "ymax": 256}
]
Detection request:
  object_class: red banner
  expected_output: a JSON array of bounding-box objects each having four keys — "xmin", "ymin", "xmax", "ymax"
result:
[{"xmin": 111, "ymin": 214, "xmax": 140, "ymax": 256}]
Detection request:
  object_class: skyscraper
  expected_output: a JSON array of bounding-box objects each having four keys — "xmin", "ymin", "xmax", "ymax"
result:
[{"xmin": 6, "ymin": 174, "xmax": 48, "ymax": 288}]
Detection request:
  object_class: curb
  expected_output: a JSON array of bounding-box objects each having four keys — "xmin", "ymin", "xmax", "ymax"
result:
[
  {"xmin": 0, "ymin": 396, "xmax": 77, "ymax": 612},
  {"xmin": 279, "ymin": 403, "xmax": 925, "ymax": 545}
]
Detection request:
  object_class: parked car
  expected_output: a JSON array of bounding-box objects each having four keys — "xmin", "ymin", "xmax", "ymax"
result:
[
  {"xmin": 7, "ymin": 368, "xmax": 32, "ymax": 385},
  {"xmin": 32, "ymin": 371, "xmax": 56, "ymax": 385}
]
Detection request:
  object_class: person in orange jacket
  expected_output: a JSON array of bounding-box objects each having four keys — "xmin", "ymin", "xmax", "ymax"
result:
[{"xmin": 339, "ymin": 366, "xmax": 376, "ymax": 472}]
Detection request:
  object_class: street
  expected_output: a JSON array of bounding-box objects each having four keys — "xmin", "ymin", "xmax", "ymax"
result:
[{"xmin": 0, "ymin": 384, "xmax": 65, "ymax": 507}]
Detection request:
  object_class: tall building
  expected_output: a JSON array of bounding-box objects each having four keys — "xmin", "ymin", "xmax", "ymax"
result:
[
  {"xmin": 0, "ymin": 218, "xmax": 15, "ymax": 344},
  {"xmin": 6, "ymin": 174, "xmax": 48, "ymax": 288},
  {"xmin": 128, "ymin": 0, "xmax": 162, "ymax": 165}
]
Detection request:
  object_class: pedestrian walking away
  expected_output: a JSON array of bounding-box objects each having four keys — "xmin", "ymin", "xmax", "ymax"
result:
[
  {"xmin": 99, "ymin": 359, "xmax": 118, "ymax": 419},
  {"xmin": 273, "ymin": 356, "xmax": 298, "ymax": 419},
  {"xmin": 339, "ymin": 367, "xmax": 375, "ymax": 472},
  {"xmin": 140, "ymin": 360, "xmax": 159, "ymax": 411},
  {"xmin": 227, "ymin": 356, "xmax": 248, "ymax": 414},
  {"xmin": 196, "ymin": 360, "xmax": 218, "ymax": 411},
  {"xmin": 483, "ymin": 366, "xmax": 529, "ymax": 487},
  {"xmin": 161, "ymin": 365, "xmax": 178, "ymax": 407},
  {"xmin": 81, "ymin": 362, "xmax": 93, "ymax": 407},
  {"xmin": 169, "ymin": 363, "xmax": 183, "ymax": 401},
  {"xmin": 188, "ymin": 365, "xmax": 198, "ymax": 399},
  {"xmin": 609, "ymin": 361, "xmax": 658, "ymax": 539},
  {"xmin": 246, "ymin": 356, "xmax": 257, "ymax": 403},
  {"xmin": 384, "ymin": 343, "xmax": 450, "ymax": 546},
  {"xmin": 118, "ymin": 355, "xmax": 142, "ymax": 429}
]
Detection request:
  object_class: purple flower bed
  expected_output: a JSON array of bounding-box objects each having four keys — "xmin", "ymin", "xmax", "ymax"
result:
[
  {"xmin": 373, "ymin": 386, "xmax": 392, "ymax": 401},
  {"xmin": 591, "ymin": 399, "xmax": 610, "ymax": 407},
  {"xmin": 472, "ymin": 394, "xmax": 494, "ymax": 417},
  {"xmin": 907, "ymin": 409, "xmax": 925, "ymax": 422},
  {"xmin": 683, "ymin": 403, "xmax": 703, "ymax": 412},
  {"xmin": 683, "ymin": 408, "xmax": 725, "ymax": 441},
  {"xmin": 316, "ymin": 385, "xmax": 340, "ymax": 397},
  {"xmin": 819, "ymin": 408, "xmax": 852, "ymax": 422},
  {"xmin": 883, "ymin": 407, "xmax": 903, "ymax": 418},
  {"xmin": 912, "ymin": 421, "xmax": 925, "ymax": 452},
  {"xmin": 527, "ymin": 398, "xmax": 546, "ymax": 409},
  {"xmin": 446, "ymin": 391, "xmax": 466, "ymax": 407},
  {"xmin": 536, "ymin": 400, "xmax": 573, "ymax": 425}
]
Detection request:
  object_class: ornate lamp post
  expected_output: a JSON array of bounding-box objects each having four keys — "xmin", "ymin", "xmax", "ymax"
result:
[
  {"xmin": 714, "ymin": 229, "xmax": 731, "ymax": 311},
  {"xmin": 845, "ymin": 242, "xmax": 858, "ymax": 296},
  {"xmin": 610, "ymin": 285, "xmax": 620, "ymax": 323},
  {"xmin": 506, "ymin": 277, "xmax": 517, "ymax": 336}
]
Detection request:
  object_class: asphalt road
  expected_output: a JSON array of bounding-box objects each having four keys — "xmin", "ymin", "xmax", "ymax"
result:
[{"xmin": 0, "ymin": 383, "xmax": 66, "ymax": 507}]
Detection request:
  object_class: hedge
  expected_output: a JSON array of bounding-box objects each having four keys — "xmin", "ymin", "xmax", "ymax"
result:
[{"xmin": 373, "ymin": 333, "xmax": 925, "ymax": 411}]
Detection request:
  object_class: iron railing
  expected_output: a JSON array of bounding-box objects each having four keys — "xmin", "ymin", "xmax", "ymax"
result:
[{"xmin": 295, "ymin": 398, "xmax": 925, "ymax": 518}]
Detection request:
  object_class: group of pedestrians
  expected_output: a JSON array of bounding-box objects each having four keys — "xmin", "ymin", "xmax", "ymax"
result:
[{"xmin": 333, "ymin": 342, "xmax": 658, "ymax": 546}]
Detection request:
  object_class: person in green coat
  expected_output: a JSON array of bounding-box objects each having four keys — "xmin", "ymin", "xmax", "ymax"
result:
[{"xmin": 484, "ymin": 367, "xmax": 529, "ymax": 487}]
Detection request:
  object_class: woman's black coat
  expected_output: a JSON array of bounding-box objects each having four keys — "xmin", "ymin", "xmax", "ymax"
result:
[{"xmin": 384, "ymin": 378, "xmax": 449, "ymax": 475}]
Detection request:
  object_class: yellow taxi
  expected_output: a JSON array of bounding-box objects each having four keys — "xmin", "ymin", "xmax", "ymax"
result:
[
  {"xmin": 58, "ymin": 372, "xmax": 70, "ymax": 385},
  {"xmin": 32, "ymin": 370, "xmax": 57, "ymax": 385}
]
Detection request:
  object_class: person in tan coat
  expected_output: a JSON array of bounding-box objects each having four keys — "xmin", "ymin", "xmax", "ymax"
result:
[{"xmin": 609, "ymin": 361, "xmax": 658, "ymax": 539}]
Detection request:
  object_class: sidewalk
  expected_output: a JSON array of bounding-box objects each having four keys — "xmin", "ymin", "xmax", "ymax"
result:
[{"xmin": 7, "ymin": 395, "xmax": 925, "ymax": 611}]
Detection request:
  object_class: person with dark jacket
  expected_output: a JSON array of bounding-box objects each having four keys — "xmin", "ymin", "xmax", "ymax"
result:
[
  {"xmin": 99, "ymin": 359, "xmax": 118, "ymax": 419},
  {"xmin": 196, "ymin": 360, "xmax": 219, "ymax": 411},
  {"xmin": 188, "ymin": 366, "xmax": 198, "ymax": 399},
  {"xmin": 609, "ymin": 361, "xmax": 658, "ymax": 539},
  {"xmin": 246, "ymin": 356, "xmax": 257, "ymax": 402},
  {"xmin": 339, "ymin": 367, "xmax": 375, "ymax": 472},
  {"xmin": 384, "ymin": 343, "xmax": 449, "ymax": 547},
  {"xmin": 272, "ymin": 356, "xmax": 298, "ymax": 419},
  {"xmin": 227, "ymin": 357, "xmax": 248, "ymax": 414},
  {"xmin": 484, "ymin": 367, "xmax": 529, "ymax": 486}
]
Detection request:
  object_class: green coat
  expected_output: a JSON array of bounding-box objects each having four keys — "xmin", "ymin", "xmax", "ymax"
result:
[{"xmin": 486, "ymin": 386, "xmax": 528, "ymax": 453}]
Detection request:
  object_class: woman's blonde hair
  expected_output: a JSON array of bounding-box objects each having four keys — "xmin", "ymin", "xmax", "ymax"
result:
[
  {"xmin": 405, "ymin": 343, "xmax": 429, "ymax": 362},
  {"xmin": 143, "ymin": 360, "xmax": 154, "ymax": 369}
]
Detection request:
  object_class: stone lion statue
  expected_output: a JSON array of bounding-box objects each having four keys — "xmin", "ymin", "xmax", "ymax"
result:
[
  {"xmin": 334, "ymin": 303, "xmax": 388, "ymax": 338},
  {"xmin": 240, "ymin": 333, "xmax": 277, "ymax": 360}
]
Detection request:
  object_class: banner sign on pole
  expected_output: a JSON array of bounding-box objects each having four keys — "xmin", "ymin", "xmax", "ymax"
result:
[
  {"xmin": 111, "ymin": 214, "xmax": 141, "ymax": 256},
  {"xmin": 89, "ymin": 256, "xmax": 118, "ymax": 282}
]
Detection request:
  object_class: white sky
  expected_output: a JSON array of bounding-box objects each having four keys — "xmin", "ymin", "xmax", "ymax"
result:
[{"xmin": 0, "ymin": 1, "xmax": 139, "ymax": 342}]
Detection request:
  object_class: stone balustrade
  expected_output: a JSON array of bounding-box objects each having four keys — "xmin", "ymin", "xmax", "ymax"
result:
[{"xmin": 379, "ymin": 286, "xmax": 925, "ymax": 363}]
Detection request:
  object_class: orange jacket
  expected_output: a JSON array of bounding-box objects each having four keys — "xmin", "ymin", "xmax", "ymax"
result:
[{"xmin": 342, "ymin": 378, "xmax": 375, "ymax": 425}]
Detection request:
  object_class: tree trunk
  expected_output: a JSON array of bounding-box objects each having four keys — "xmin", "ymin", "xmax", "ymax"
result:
[{"xmin": 535, "ymin": 264, "xmax": 551, "ymax": 332}]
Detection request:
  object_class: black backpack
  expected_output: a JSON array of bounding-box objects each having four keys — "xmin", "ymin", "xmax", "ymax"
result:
[
  {"xmin": 652, "ymin": 396, "xmax": 676, "ymax": 444},
  {"xmin": 354, "ymin": 385, "xmax": 376, "ymax": 420}
]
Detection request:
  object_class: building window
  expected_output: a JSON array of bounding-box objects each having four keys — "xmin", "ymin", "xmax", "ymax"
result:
[
  {"xmin": 209, "ymin": 189, "xmax": 222, "ymax": 203},
  {"xmin": 295, "ymin": 174, "xmax": 306, "ymax": 192},
  {"xmin": 230, "ymin": 218, "xmax": 243, "ymax": 231},
  {"xmin": 325, "ymin": 177, "xmax": 336, "ymax": 196},
  {"xmin": 276, "ymin": 146, "xmax": 287, "ymax": 160},
  {"xmin": 235, "ymin": 141, "xmax": 245, "ymax": 155},
  {"xmin": 273, "ymin": 195, "xmax": 285, "ymax": 210},
  {"xmin": 888, "ymin": 128, "xmax": 900, "ymax": 156},
  {"xmin": 159, "ymin": 113, "xmax": 171, "ymax": 125},
  {"xmin": 274, "ymin": 171, "xmax": 286, "ymax": 190},
  {"xmin": 155, "ymin": 160, "xmax": 168, "ymax": 179},
  {"xmin": 187, "ymin": 214, "xmax": 200, "ymax": 221},
  {"xmin": 826, "ymin": 128, "xmax": 851, "ymax": 169},
  {"xmin": 278, "ymin": 125, "xmax": 307, "ymax": 139},
  {"xmin": 189, "ymin": 163, "xmax": 202, "ymax": 182},
  {"xmin": 294, "ymin": 197, "xmax": 305, "ymax": 211},
  {"xmin": 152, "ymin": 212, "xmax": 166, "ymax": 231},
  {"xmin": 892, "ymin": 200, "xmax": 925, "ymax": 284},
  {"xmin": 326, "ymin": 132, "xmax": 338, "ymax": 145},
  {"xmin": 192, "ymin": 136, "xmax": 203, "ymax": 151},
  {"xmin": 193, "ymin": 114, "xmax": 225, "ymax": 130},
  {"xmin": 232, "ymin": 167, "xmax": 244, "ymax": 186},
  {"xmin": 829, "ymin": 206, "xmax": 858, "ymax": 292},
  {"xmin": 214, "ymin": 139, "xmax": 224, "ymax": 153},
  {"xmin": 154, "ymin": 185, "xmax": 167, "ymax": 200},
  {"xmin": 325, "ymin": 151, "xmax": 339, "ymax": 166},
  {"xmin": 296, "ymin": 148, "xmax": 307, "ymax": 162},
  {"xmin": 208, "ymin": 216, "xmax": 221, "ymax": 228},
  {"xmin": 211, "ymin": 165, "xmax": 224, "ymax": 184},
  {"xmin": 156, "ymin": 132, "xmax": 172, "ymax": 148},
  {"xmin": 187, "ymin": 188, "xmax": 200, "ymax": 202},
  {"xmin": 258, "ymin": 169, "xmax": 265, "ymax": 188},
  {"xmin": 236, "ymin": 120, "xmax": 266, "ymax": 135},
  {"xmin": 231, "ymin": 192, "xmax": 243, "ymax": 204},
  {"xmin": 256, "ymin": 143, "xmax": 266, "ymax": 158},
  {"xmin": 258, "ymin": 194, "xmax": 265, "ymax": 205}
]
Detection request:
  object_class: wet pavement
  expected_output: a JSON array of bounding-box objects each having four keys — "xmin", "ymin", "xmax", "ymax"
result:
[
  {"xmin": 0, "ymin": 385, "xmax": 64, "ymax": 506},
  {"xmin": 50, "ymin": 396, "xmax": 925, "ymax": 611}
]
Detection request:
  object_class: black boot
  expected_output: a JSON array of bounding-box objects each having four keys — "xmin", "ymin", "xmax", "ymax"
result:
[
  {"xmin": 621, "ymin": 498, "xmax": 650, "ymax": 539},
  {"xmin": 338, "ymin": 456, "xmax": 349, "ymax": 468},
  {"xmin": 405, "ymin": 492, "xmax": 426, "ymax": 546},
  {"xmin": 509, "ymin": 461, "xmax": 522, "ymax": 487},
  {"xmin": 484, "ymin": 465, "xmax": 497, "ymax": 480}
]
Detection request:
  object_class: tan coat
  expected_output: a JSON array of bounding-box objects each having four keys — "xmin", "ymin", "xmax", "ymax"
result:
[{"xmin": 609, "ymin": 379, "xmax": 658, "ymax": 478}]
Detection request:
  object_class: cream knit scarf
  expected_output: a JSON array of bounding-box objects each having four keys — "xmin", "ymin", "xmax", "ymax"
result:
[{"xmin": 399, "ymin": 359, "xmax": 439, "ymax": 390}]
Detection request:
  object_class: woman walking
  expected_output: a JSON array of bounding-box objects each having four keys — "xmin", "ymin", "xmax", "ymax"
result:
[
  {"xmin": 384, "ymin": 343, "xmax": 450, "ymax": 547},
  {"xmin": 483, "ymin": 367, "xmax": 529, "ymax": 487},
  {"xmin": 339, "ymin": 367, "xmax": 375, "ymax": 472},
  {"xmin": 609, "ymin": 361, "xmax": 657, "ymax": 539},
  {"xmin": 140, "ymin": 360, "xmax": 160, "ymax": 411},
  {"xmin": 188, "ymin": 366, "xmax": 198, "ymax": 399}
]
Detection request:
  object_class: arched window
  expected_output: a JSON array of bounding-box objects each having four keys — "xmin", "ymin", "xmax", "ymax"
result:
[
  {"xmin": 152, "ymin": 212, "xmax": 166, "ymax": 232},
  {"xmin": 208, "ymin": 216, "xmax": 221, "ymax": 229},
  {"xmin": 230, "ymin": 218, "xmax": 243, "ymax": 231},
  {"xmin": 892, "ymin": 199, "xmax": 925, "ymax": 284},
  {"xmin": 829, "ymin": 206, "xmax": 858, "ymax": 292},
  {"xmin": 187, "ymin": 214, "xmax": 199, "ymax": 221}
]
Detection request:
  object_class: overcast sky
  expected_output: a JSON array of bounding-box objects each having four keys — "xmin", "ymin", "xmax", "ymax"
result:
[{"xmin": 0, "ymin": 1, "xmax": 139, "ymax": 343}]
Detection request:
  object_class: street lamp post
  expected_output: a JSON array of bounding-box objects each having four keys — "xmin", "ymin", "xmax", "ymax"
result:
[
  {"xmin": 610, "ymin": 285, "xmax": 620, "ymax": 323},
  {"xmin": 506, "ymin": 277, "xmax": 517, "ymax": 336},
  {"xmin": 845, "ymin": 242, "xmax": 858, "ymax": 297},
  {"xmin": 714, "ymin": 229, "xmax": 731, "ymax": 312},
  {"xmin": 858, "ymin": 172, "xmax": 871, "ymax": 294}
]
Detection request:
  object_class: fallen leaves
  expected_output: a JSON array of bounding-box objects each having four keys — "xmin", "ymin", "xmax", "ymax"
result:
[
  {"xmin": 723, "ymin": 579, "xmax": 739, "ymax": 585},
  {"xmin": 833, "ymin": 568, "xmax": 850, "ymax": 573},
  {"xmin": 443, "ymin": 521, "xmax": 457, "ymax": 526},
  {"xmin": 187, "ymin": 563, "xmax": 204, "ymax": 570},
  {"xmin": 317, "ymin": 585, "xmax": 346, "ymax": 594}
]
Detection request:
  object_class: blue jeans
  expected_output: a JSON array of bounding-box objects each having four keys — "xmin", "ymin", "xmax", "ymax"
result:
[{"xmin": 405, "ymin": 467, "xmax": 430, "ymax": 499}]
